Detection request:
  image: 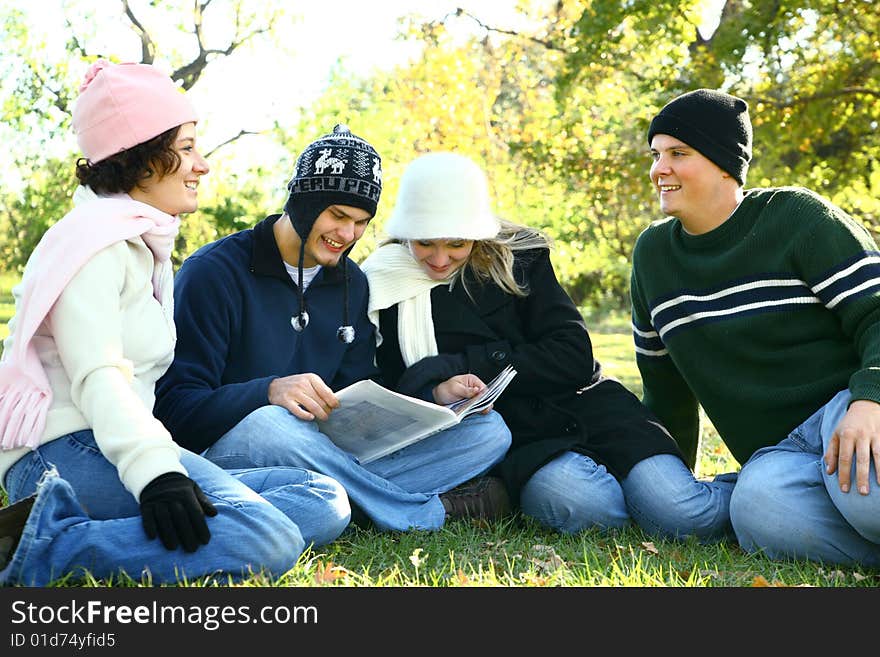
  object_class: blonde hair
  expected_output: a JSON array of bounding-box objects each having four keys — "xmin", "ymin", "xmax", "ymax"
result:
[{"xmin": 385, "ymin": 218, "xmax": 552, "ymax": 299}]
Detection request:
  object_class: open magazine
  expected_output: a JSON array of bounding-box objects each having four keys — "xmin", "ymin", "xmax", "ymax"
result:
[{"xmin": 316, "ymin": 365, "xmax": 517, "ymax": 464}]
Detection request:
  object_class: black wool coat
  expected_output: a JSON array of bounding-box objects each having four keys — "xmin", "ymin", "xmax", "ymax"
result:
[{"xmin": 376, "ymin": 247, "xmax": 684, "ymax": 504}]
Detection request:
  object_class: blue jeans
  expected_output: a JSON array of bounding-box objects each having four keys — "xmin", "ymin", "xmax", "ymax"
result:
[
  {"xmin": 1, "ymin": 430, "xmax": 350, "ymax": 586},
  {"xmin": 520, "ymin": 451, "xmax": 734, "ymax": 541},
  {"xmin": 202, "ymin": 405, "xmax": 512, "ymax": 531},
  {"xmin": 730, "ymin": 390, "xmax": 880, "ymax": 567}
]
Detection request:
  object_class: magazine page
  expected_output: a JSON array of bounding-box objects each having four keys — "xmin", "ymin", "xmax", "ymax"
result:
[
  {"xmin": 446, "ymin": 365, "xmax": 517, "ymax": 418},
  {"xmin": 316, "ymin": 379, "xmax": 457, "ymax": 464}
]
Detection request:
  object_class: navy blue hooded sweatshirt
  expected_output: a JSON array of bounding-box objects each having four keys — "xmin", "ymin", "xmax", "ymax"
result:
[{"xmin": 154, "ymin": 214, "xmax": 379, "ymax": 453}]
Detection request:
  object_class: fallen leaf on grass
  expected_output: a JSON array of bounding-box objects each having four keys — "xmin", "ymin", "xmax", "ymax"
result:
[
  {"xmin": 530, "ymin": 544, "xmax": 565, "ymax": 572},
  {"xmin": 313, "ymin": 560, "xmax": 347, "ymax": 584},
  {"xmin": 751, "ymin": 575, "xmax": 791, "ymax": 587},
  {"xmin": 641, "ymin": 541, "xmax": 659, "ymax": 555},
  {"xmin": 409, "ymin": 547, "xmax": 426, "ymax": 568},
  {"xmin": 520, "ymin": 572, "xmax": 551, "ymax": 586}
]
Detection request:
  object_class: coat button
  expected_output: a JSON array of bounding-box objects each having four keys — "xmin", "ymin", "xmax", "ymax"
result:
[{"xmin": 490, "ymin": 350, "xmax": 507, "ymax": 361}]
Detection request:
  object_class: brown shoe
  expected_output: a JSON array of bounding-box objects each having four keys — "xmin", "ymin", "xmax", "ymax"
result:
[
  {"xmin": 0, "ymin": 495, "xmax": 35, "ymax": 570},
  {"xmin": 440, "ymin": 476, "xmax": 510, "ymax": 521}
]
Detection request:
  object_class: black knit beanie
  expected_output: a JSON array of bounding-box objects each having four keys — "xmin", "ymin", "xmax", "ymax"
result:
[
  {"xmin": 283, "ymin": 124, "xmax": 382, "ymax": 343},
  {"xmin": 647, "ymin": 89, "xmax": 753, "ymax": 185}
]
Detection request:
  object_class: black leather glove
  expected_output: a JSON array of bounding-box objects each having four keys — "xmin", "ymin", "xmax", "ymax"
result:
[
  {"xmin": 139, "ymin": 472, "xmax": 218, "ymax": 553},
  {"xmin": 396, "ymin": 353, "xmax": 468, "ymax": 397}
]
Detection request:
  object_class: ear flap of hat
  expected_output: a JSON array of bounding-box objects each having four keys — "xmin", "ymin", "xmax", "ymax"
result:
[{"xmin": 284, "ymin": 192, "xmax": 337, "ymax": 241}]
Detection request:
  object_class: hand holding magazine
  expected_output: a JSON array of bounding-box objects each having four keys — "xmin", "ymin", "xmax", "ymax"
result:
[{"xmin": 316, "ymin": 365, "xmax": 517, "ymax": 464}]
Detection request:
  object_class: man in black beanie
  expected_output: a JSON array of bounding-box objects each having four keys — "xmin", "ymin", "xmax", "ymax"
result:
[
  {"xmin": 631, "ymin": 89, "xmax": 880, "ymax": 567},
  {"xmin": 155, "ymin": 124, "xmax": 512, "ymax": 533}
]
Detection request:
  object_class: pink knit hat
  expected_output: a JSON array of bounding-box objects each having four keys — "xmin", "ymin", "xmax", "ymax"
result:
[{"xmin": 72, "ymin": 60, "xmax": 199, "ymax": 163}]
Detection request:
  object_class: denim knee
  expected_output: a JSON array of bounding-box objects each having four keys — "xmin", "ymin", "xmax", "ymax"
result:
[
  {"xmin": 301, "ymin": 473, "xmax": 352, "ymax": 546},
  {"xmin": 210, "ymin": 405, "xmax": 329, "ymax": 466},
  {"xmin": 231, "ymin": 501, "xmax": 305, "ymax": 576},
  {"xmin": 622, "ymin": 454, "xmax": 733, "ymax": 542},
  {"xmin": 520, "ymin": 452, "xmax": 628, "ymax": 533},
  {"xmin": 230, "ymin": 405, "xmax": 300, "ymax": 444},
  {"xmin": 727, "ymin": 453, "xmax": 824, "ymax": 561},
  {"xmin": 729, "ymin": 460, "xmax": 782, "ymax": 550},
  {"xmin": 828, "ymin": 484, "xmax": 880, "ymax": 544},
  {"xmin": 471, "ymin": 411, "xmax": 513, "ymax": 465}
]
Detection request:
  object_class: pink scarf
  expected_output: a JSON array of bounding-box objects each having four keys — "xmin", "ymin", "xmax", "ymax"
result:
[{"xmin": 0, "ymin": 189, "xmax": 180, "ymax": 449}]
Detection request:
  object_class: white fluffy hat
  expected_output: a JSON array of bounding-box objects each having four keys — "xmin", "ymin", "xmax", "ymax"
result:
[{"xmin": 384, "ymin": 152, "xmax": 501, "ymax": 240}]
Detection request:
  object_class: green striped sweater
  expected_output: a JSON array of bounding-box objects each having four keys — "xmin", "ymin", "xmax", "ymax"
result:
[{"xmin": 630, "ymin": 187, "xmax": 880, "ymax": 467}]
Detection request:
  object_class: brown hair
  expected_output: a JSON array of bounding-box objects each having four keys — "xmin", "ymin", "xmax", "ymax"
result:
[{"xmin": 74, "ymin": 124, "xmax": 182, "ymax": 195}]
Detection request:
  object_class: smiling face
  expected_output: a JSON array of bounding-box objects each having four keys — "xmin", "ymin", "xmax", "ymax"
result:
[
  {"xmin": 409, "ymin": 239, "xmax": 475, "ymax": 281},
  {"xmin": 299, "ymin": 204, "xmax": 372, "ymax": 268},
  {"xmin": 128, "ymin": 122, "xmax": 209, "ymax": 215},
  {"xmin": 649, "ymin": 133, "xmax": 741, "ymax": 234}
]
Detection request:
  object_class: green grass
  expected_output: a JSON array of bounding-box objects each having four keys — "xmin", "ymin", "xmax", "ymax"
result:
[{"xmin": 1, "ymin": 278, "xmax": 876, "ymax": 587}]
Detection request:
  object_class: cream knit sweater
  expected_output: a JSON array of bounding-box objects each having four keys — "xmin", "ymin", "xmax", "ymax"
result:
[{"xmin": 0, "ymin": 237, "xmax": 184, "ymax": 500}]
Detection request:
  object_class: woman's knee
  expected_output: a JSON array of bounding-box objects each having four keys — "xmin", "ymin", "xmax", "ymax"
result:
[
  {"xmin": 623, "ymin": 455, "xmax": 732, "ymax": 541},
  {"xmin": 225, "ymin": 501, "xmax": 305, "ymax": 576},
  {"xmin": 302, "ymin": 473, "xmax": 352, "ymax": 546},
  {"xmin": 520, "ymin": 453, "xmax": 628, "ymax": 533}
]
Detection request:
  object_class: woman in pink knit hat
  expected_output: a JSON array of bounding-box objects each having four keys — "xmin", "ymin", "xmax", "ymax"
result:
[{"xmin": 0, "ymin": 60, "xmax": 350, "ymax": 586}]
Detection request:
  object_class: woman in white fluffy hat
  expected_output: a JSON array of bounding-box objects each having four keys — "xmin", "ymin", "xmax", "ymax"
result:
[{"xmin": 361, "ymin": 152, "xmax": 734, "ymax": 539}]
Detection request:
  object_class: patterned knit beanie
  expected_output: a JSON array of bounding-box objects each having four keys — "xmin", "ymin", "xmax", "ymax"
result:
[
  {"xmin": 283, "ymin": 124, "xmax": 383, "ymax": 342},
  {"xmin": 647, "ymin": 89, "xmax": 752, "ymax": 185},
  {"xmin": 284, "ymin": 124, "xmax": 382, "ymax": 240}
]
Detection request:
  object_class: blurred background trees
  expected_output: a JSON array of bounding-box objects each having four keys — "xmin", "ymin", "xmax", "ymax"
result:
[{"xmin": 1, "ymin": 0, "xmax": 878, "ymax": 312}]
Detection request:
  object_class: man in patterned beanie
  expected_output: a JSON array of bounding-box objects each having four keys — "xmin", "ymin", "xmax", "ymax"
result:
[
  {"xmin": 155, "ymin": 125, "xmax": 512, "ymax": 533},
  {"xmin": 283, "ymin": 124, "xmax": 382, "ymax": 340},
  {"xmin": 631, "ymin": 88, "xmax": 880, "ymax": 567}
]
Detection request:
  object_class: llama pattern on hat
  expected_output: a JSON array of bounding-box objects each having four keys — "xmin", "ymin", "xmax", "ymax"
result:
[{"xmin": 314, "ymin": 148, "xmax": 348, "ymax": 175}]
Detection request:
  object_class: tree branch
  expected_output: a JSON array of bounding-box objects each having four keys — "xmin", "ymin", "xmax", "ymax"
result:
[
  {"xmin": 29, "ymin": 64, "xmax": 70, "ymax": 115},
  {"xmin": 203, "ymin": 129, "xmax": 260, "ymax": 158},
  {"xmin": 453, "ymin": 8, "xmax": 566, "ymax": 52},
  {"xmin": 120, "ymin": 0, "xmax": 154, "ymax": 63},
  {"xmin": 171, "ymin": 1, "xmax": 272, "ymax": 89}
]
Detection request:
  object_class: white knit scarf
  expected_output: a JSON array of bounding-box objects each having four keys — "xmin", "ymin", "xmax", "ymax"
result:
[{"xmin": 360, "ymin": 243, "xmax": 446, "ymax": 366}]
